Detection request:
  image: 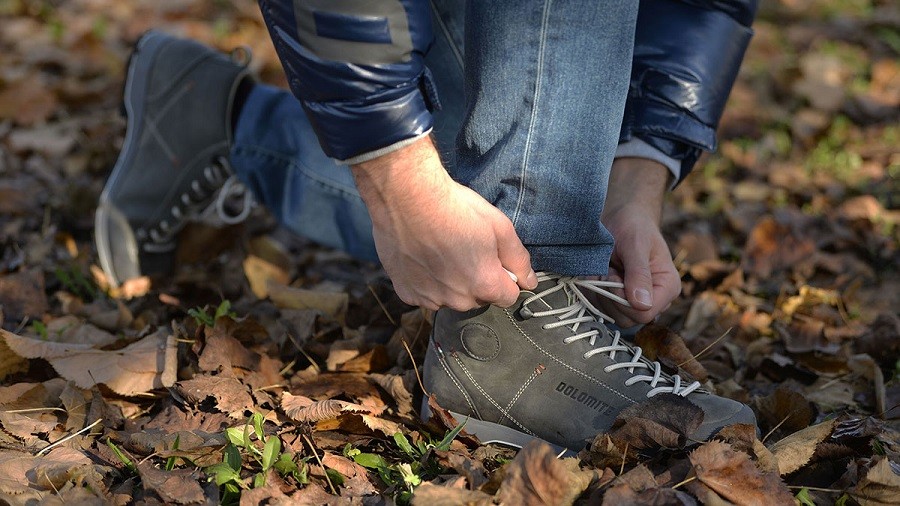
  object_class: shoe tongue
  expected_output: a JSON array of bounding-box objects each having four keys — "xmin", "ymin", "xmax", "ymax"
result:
[{"xmin": 527, "ymin": 277, "xmax": 575, "ymax": 311}]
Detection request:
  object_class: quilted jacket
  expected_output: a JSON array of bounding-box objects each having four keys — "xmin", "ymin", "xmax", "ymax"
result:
[{"xmin": 259, "ymin": 0, "xmax": 758, "ymax": 184}]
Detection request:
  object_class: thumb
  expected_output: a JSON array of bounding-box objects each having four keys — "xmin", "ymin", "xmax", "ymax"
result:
[
  {"xmin": 494, "ymin": 219, "xmax": 538, "ymax": 290},
  {"xmin": 623, "ymin": 254, "xmax": 654, "ymax": 310}
]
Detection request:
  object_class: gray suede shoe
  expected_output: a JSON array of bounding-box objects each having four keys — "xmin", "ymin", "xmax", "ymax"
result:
[
  {"xmin": 422, "ymin": 273, "xmax": 755, "ymax": 454},
  {"xmin": 95, "ymin": 31, "xmax": 254, "ymax": 286}
]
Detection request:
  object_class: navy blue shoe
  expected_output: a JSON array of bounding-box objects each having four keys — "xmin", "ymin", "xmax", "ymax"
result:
[{"xmin": 95, "ymin": 31, "xmax": 253, "ymax": 286}]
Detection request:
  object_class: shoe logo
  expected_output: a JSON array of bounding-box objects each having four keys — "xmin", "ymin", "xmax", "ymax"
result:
[
  {"xmin": 460, "ymin": 323, "xmax": 501, "ymax": 361},
  {"xmin": 555, "ymin": 381, "xmax": 615, "ymax": 416}
]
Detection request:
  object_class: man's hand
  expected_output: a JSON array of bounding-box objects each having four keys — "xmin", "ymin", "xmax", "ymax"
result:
[
  {"xmin": 351, "ymin": 136, "xmax": 538, "ymax": 311},
  {"xmin": 598, "ymin": 158, "xmax": 681, "ymax": 327}
]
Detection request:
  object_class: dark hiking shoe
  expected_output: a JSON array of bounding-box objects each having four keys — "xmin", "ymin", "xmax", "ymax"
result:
[
  {"xmin": 95, "ymin": 30, "xmax": 254, "ymax": 286},
  {"xmin": 421, "ymin": 273, "xmax": 755, "ymax": 454}
]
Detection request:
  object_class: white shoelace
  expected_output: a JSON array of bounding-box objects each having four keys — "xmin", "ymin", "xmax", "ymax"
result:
[{"xmin": 521, "ymin": 272, "xmax": 701, "ymax": 397}]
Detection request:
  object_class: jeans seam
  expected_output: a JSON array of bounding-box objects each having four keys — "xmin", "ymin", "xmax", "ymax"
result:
[{"xmin": 512, "ymin": 0, "xmax": 553, "ymax": 227}]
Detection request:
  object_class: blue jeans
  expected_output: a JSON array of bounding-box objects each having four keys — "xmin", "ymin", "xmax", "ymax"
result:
[{"xmin": 232, "ymin": 0, "xmax": 638, "ymax": 275}]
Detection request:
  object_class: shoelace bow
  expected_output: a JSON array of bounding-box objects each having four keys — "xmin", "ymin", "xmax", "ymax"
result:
[{"xmin": 521, "ymin": 272, "xmax": 700, "ymax": 397}]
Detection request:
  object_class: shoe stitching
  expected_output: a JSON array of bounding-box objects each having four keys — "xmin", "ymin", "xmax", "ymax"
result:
[
  {"xmin": 451, "ymin": 354, "xmax": 536, "ymax": 437},
  {"xmin": 503, "ymin": 308, "xmax": 637, "ymax": 405},
  {"xmin": 143, "ymin": 83, "xmax": 193, "ymax": 165},
  {"xmin": 432, "ymin": 340, "xmax": 481, "ymax": 419},
  {"xmin": 498, "ymin": 365, "xmax": 542, "ymax": 426}
]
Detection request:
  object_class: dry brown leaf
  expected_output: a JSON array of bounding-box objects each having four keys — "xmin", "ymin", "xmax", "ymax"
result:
[
  {"xmin": 0, "ymin": 411, "xmax": 59, "ymax": 443},
  {"xmin": 607, "ymin": 394, "xmax": 704, "ymax": 453},
  {"xmin": 59, "ymin": 383, "xmax": 88, "ymax": 432},
  {"xmin": 422, "ymin": 395, "xmax": 480, "ymax": 448},
  {"xmin": 434, "ymin": 450, "xmax": 490, "ymax": 490},
  {"xmin": 0, "ymin": 383, "xmax": 37, "ymax": 405},
  {"xmin": 359, "ymin": 414, "xmax": 402, "ymax": 437},
  {"xmin": 325, "ymin": 336, "xmax": 365, "ymax": 371},
  {"xmin": 634, "ymin": 324, "xmax": 709, "ymax": 382},
  {"xmin": 769, "ymin": 419, "xmax": 836, "ymax": 475},
  {"xmin": 137, "ymin": 461, "xmax": 206, "ymax": 505},
  {"xmin": 754, "ymin": 385, "xmax": 816, "ymax": 437},
  {"xmin": 368, "ymin": 373, "xmax": 416, "ymax": 417},
  {"xmin": 291, "ymin": 372, "xmax": 386, "ymax": 412},
  {"xmin": 582, "ymin": 433, "xmax": 627, "ymax": 470},
  {"xmin": 43, "ymin": 316, "xmax": 120, "ymax": 347},
  {"xmin": 0, "ymin": 269, "xmax": 48, "ymax": 322},
  {"xmin": 242, "ymin": 254, "xmax": 290, "ymax": 299},
  {"xmin": 238, "ymin": 470, "xmax": 292, "ymax": 505},
  {"xmin": 0, "ymin": 447, "xmax": 96, "ymax": 496},
  {"xmin": 268, "ymin": 284, "xmax": 348, "ymax": 322},
  {"xmin": 412, "ymin": 482, "xmax": 494, "ymax": 506},
  {"xmin": 198, "ymin": 326, "xmax": 260, "ymax": 374},
  {"xmin": 0, "ymin": 339, "xmax": 28, "ymax": 382},
  {"xmin": 689, "ymin": 441, "xmax": 794, "ymax": 505},
  {"xmin": 1, "ymin": 328, "xmax": 176, "ymax": 396},
  {"xmin": 850, "ymin": 456, "xmax": 900, "ymax": 506},
  {"xmin": 280, "ymin": 392, "xmax": 372, "ymax": 423},
  {"xmin": 175, "ymin": 375, "xmax": 255, "ymax": 418},
  {"xmin": 0, "ymin": 74, "xmax": 58, "ymax": 125},
  {"xmin": 496, "ymin": 440, "xmax": 594, "ymax": 506},
  {"xmin": 603, "ymin": 481, "xmax": 696, "ymax": 506},
  {"xmin": 742, "ymin": 214, "xmax": 816, "ymax": 278},
  {"xmin": 338, "ymin": 346, "xmax": 390, "ymax": 373}
]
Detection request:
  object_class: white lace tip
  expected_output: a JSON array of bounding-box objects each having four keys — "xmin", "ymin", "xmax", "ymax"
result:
[{"xmin": 505, "ymin": 269, "xmax": 518, "ymax": 283}]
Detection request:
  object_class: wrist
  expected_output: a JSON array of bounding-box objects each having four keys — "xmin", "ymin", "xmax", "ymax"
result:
[
  {"xmin": 350, "ymin": 136, "xmax": 451, "ymax": 220},
  {"xmin": 603, "ymin": 158, "xmax": 670, "ymax": 225}
]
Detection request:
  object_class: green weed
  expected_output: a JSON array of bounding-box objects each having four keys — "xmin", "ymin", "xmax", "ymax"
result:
[
  {"xmin": 343, "ymin": 421, "xmax": 467, "ymax": 505},
  {"xmin": 205, "ymin": 413, "xmax": 309, "ymax": 505},
  {"xmin": 188, "ymin": 300, "xmax": 237, "ymax": 327}
]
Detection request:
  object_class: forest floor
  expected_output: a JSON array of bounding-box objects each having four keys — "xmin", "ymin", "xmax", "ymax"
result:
[{"xmin": 0, "ymin": 0, "xmax": 898, "ymax": 504}]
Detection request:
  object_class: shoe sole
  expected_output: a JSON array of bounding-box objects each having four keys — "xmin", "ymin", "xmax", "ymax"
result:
[
  {"xmin": 419, "ymin": 396, "xmax": 576, "ymax": 457},
  {"xmin": 95, "ymin": 31, "xmax": 172, "ymax": 287}
]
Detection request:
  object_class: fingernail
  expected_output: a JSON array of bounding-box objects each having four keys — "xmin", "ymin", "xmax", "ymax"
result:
[
  {"xmin": 525, "ymin": 271, "xmax": 538, "ymax": 289},
  {"xmin": 635, "ymin": 288, "xmax": 652, "ymax": 307}
]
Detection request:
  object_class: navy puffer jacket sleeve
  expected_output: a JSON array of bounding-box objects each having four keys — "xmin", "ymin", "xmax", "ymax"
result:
[
  {"xmin": 258, "ymin": 0, "xmax": 439, "ymax": 163},
  {"xmin": 619, "ymin": 0, "xmax": 760, "ymax": 184}
]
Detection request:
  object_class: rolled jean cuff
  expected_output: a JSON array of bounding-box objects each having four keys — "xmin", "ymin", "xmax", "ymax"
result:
[{"xmin": 526, "ymin": 243, "xmax": 614, "ymax": 277}]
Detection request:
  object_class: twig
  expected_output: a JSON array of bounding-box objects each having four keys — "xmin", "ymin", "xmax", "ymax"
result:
[
  {"xmin": 787, "ymin": 485, "xmax": 843, "ymax": 493},
  {"xmin": 303, "ymin": 434, "xmax": 337, "ymax": 495},
  {"xmin": 14, "ymin": 316, "xmax": 30, "ymax": 335},
  {"xmin": 278, "ymin": 359, "xmax": 297, "ymax": 376},
  {"xmin": 619, "ymin": 441, "xmax": 629, "ymax": 476},
  {"xmin": 139, "ymin": 451, "xmax": 160, "ymax": 465},
  {"xmin": 288, "ymin": 336, "xmax": 321, "ymax": 374},
  {"xmin": 4, "ymin": 407, "xmax": 67, "ymax": 414},
  {"xmin": 368, "ymin": 284, "xmax": 396, "ymax": 325},
  {"xmin": 42, "ymin": 470, "xmax": 61, "ymax": 495},
  {"xmin": 679, "ymin": 327, "xmax": 732, "ymax": 367},
  {"xmin": 402, "ymin": 338, "xmax": 427, "ymax": 397},
  {"xmin": 254, "ymin": 384, "xmax": 287, "ymax": 393},
  {"xmin": 762, "ymin": 410, "xmax": 797, "ymax": 443},
  {"xmin": 672, "ymin": 475, "xmax": 697, "ymax": 490},
  {"xmin": 36, "ymin": 418, "xmax": 103, "ymax": 456}
]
